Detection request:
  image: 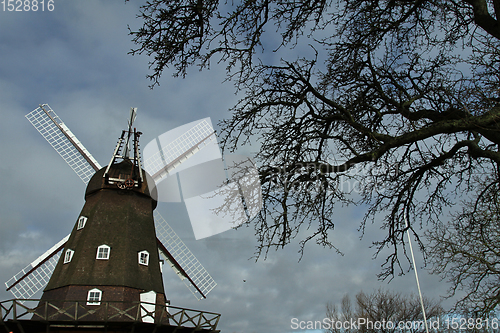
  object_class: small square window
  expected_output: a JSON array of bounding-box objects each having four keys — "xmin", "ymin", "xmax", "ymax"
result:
[
  {"xmin": 63, "ymin": 249, "xmax": 74, "ymax": 264},
  {"xmin": 138, "ymin": 251, "xmax": 149, "ymax": 266},
  {"xmin": 77, "ymin": 216, "xmax": 87, "ymax": 230},
  {"xmin": 96, "ymin": 245, "xmax": 110, "ymax": 260},
  {"xmin": 87, "ymin": 288, "xmax": 102, "ymax": 305}
]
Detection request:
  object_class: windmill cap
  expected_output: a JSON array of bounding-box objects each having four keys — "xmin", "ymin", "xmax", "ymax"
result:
[{"xmin": 85, "ymin": 160, "xmax": 158, "ymax": 208}]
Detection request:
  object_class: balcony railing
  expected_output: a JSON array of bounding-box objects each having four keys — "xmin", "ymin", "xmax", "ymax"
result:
[{"xmin": 0, "ymin": 299, "xmax": 220, "ymax": 332}]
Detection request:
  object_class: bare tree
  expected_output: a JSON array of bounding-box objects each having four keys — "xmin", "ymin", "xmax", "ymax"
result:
[
  {"xmin": 128, "ymin": 0, "xmax": 500, "ymax": 281},
  {"xmin": 426, "ymin": 181, "xmax": 500, "ymax": 315},
  {"xmin": 327, "ymin": 294, "xmax": 357, "ymax": 333},
  {"xmin": 326, "ymin": 289, "xmax": 443, "ymax": 333}
]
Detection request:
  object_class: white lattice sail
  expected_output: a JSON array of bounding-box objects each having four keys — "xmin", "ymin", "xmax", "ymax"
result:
[
  {"xmin": 155, "ymin": 211, "xmax": 217, "ymax": 299},
  {"xmin": 5, "ymin": 235, "xmax": 68, "ymax": 299},
  {"xmin": 144, "ymin": 119, "xmax": 216, "ymax": 181},
  {"xmin": 25, "ymin": 104, "xmax": 102, "ymax": 183}
]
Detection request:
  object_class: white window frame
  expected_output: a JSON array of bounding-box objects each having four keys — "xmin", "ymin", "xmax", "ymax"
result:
[
  {"xmin": 138, "ymin": 250, "xmax": 149, "ymax": 266},
  {"xmin": 63, "ymin": 249, "xmax": 74, "ymax": 264},
  {"xmin": 77, "ymin": 216, "xmax": 87, "ymax": 230},
  {"xmin": 87, "ymin": 288, "xmax": 102, "ymax": 305},
  {"xmin": 96, "ymin": 245, "xmax": 110, "ymax": 260}
]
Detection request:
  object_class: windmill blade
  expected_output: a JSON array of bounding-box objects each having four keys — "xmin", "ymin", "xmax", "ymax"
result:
[
  {"xmin": 128, "ymin": 107, "xmax": 137, "ymax": 127},
  {"xmin": 157, "ymin": 239, "xmax": 206, "ymax": 299},
  {"xmin": 25, "ymin": 104, "xmax": 101, "ymax": 184},
  {"xmin": 123, "ymin": 107, "xmax": 137, "ymax": 158},
  {"xmin": 154, "ymin": 211, "xmax": 216, "ymax": 300},
  {"xmin": 5, "ymin": 235, "xmax": 69, "ymax": 298},
  {"xmin": 144, "ymin": 119, "xmax": 216, "ymax": 182}
]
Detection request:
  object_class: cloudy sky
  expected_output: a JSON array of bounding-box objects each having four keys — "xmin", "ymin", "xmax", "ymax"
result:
[{"xmin": 0, "ymin": 1, "xmax": 458, "ymax": 332}]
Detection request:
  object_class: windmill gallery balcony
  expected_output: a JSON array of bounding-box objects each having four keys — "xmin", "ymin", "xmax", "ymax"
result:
[{"xmin": 0, "ymin": 299, "xmax": 220, "ymax": 333}]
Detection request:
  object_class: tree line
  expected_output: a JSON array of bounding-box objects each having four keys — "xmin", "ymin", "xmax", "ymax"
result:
[{"xmin": 325, "ymin": 289, "xmax": 499, "ymax": 333}]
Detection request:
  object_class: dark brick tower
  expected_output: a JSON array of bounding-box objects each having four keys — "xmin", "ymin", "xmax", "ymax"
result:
[{"xmin": 39, "ymin": 159, "xmax": 168, "ymax": 313}]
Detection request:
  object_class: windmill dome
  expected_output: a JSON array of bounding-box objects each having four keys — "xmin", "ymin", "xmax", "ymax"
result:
[{"xmin": 85, "ymin": 159, "xmax": 158, "ymax": 209}]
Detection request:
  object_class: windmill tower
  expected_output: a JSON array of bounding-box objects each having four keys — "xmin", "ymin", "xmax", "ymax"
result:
[
  {"xmin": 1, "ymin": 105, "xmax": 221, "ymax": 333},
  {"xmin": 39, "ymin": 119, "xmax": 168, "ymax": 318}
]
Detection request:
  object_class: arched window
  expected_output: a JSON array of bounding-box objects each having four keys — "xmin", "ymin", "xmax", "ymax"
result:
[
  {"xmin": 77, "ymin": 216, "xmax": 87, "ymax": 230},
  {"xmin": 87, "ymin": 288, "xmax": 102, "ymax": 305},
  {"xmin": 96, "ymin": 245, "xmax": 110, "ymax": 260},
  {"xmin": 138, "ymin": 250, "xmax": 149, "ymax": 266},
  {"xmin": 63, "ymin": 249, "xmax": 74, "ymax": 264}
]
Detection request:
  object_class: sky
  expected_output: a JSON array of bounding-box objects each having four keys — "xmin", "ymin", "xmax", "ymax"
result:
[{"xmin": 0, "ymin": 1, "xmax": 459, "ymax": 333}]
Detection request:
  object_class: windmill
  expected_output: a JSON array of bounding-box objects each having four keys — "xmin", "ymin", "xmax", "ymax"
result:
[{"xmin": 4, "ymin": 104, "xmax": 217, "ymax": 304}]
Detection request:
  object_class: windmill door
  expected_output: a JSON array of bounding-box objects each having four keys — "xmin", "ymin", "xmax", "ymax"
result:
[{"xmin": 140, "ymin": 291, "xmax": 156, "ymax": 323}]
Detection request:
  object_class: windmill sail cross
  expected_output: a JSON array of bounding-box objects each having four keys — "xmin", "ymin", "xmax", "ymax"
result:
[{"xmin": 7, "ymin": 104, "xmax": 217, "ymax": 302}]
